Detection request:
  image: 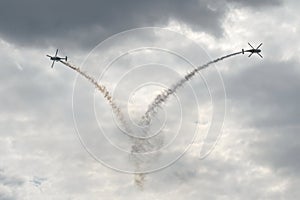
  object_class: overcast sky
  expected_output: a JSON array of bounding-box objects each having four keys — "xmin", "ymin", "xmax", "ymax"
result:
[{"xmin": 1, "ymin": 0, "xmax": 300, "ymax": 199}]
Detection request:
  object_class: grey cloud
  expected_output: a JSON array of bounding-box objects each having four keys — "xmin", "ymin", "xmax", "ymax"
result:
[
  {"xmin": 0, "ymin": 0, "xmax": 227, "ymax": 48},
  {"xmin": 227, "ymin": 0, "xmax": 282, "ymax": 7},
  {"xmin": 140, "ymin": 151, "xmax": 288, "ymax": 200},
  {"xmin": 251, "ymin": 127, "xmax": 300, "ymax": 175},
  {"xmin": 224, "ymin": 59, "xmax": 300, "ymax": 176},
  {"xmin": 0, "ymin": 170, "xmax": 24, "ymax": 187},
  {"xmin": 30, "ymin": 176, "xmax": 47, "ymax": 187},
  {"xmin": 0, "ymin": 170, "xmax": 24, "ymax": 200},
  {"xmin": 0, "ymin": 0, "xmax": 285, "ymax": 49},
  {"xmin": 0, "ymin": 193, "xmax": 14, "ymax": 200},
  {"xmin": 225, "ymin": 60, "xmax": 300, "ymax": 129}
]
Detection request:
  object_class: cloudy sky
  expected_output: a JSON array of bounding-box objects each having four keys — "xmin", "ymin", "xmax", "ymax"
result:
[{"xmin": 1, "ymin": 0, "xmax": 300, "ymax": 199}]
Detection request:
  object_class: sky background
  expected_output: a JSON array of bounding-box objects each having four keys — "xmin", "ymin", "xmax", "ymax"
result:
[{"xmin": 1, "ymin": 0, "xmax": 300, "ymax": 199}]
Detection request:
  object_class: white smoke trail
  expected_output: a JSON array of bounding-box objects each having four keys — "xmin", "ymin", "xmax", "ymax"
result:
[
  {"xmin": 133, "ymin": 52, "xmax": 243, "ymax": 188},
  {"xmin": 60, "ymin": 61, "xmax": 130, "ymax": 132},
  {"xmin": 141, "ymin": 52, "xmax": 242, "ymax": 126},
  {"xmin": 60, "ymin": 60, "xmax": 147, "ymax": 189}
]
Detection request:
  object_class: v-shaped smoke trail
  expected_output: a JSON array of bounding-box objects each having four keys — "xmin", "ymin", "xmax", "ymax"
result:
[{"xmin": 59, "ymin": 51, "xmax": 242, "ymax": 190}]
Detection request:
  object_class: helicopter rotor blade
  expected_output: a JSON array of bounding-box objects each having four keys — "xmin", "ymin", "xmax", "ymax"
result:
[
  {"xmin": 256, "ymin": 43, "xmax": 263, "ymax": 49},
  {"xmin": 54, "ymin": 49, "xmax": 58, "ymax": 57},
  {"xmin": 51, "ymin": 60, "xmax": 55, "ymax": 68},
  {"xmin": 257, "ymin": 53, "xmax": 263, "ymax": 58},
  {"xmin": 248, "ymin": 43, "xmax": 255, "ymax": 49}
]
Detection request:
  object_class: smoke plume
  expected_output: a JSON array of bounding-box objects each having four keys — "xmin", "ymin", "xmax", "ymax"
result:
[
  {"xmin": 141, "ymin": 52, "xmax": 242, "ymax": 126},
  {"xmin": 60, "ymin": 61, "xmax": 130, "ymax": 132},
  {"xmin": 133, "ymin": 52, "xmax": 243, "ymax": 188},
  {"xmin": 59, "ymin": 51, "xmax": 242, "ymax": 190},
  {"xmin": 60, "ymin": 60, "xmax": 147, "ymax": 188}
]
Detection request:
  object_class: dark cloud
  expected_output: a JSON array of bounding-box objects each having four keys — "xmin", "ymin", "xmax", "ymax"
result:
[
  {"xmin": 227, "ymin": 0, "xmax": 282, "ymax": 7},
  {"xmin": 0, "ymin": 0, "xmax": 227, "ymax": 48},
  {"xmin": 0, "ymin": 0, "xmax": 284, "ymax": 49}
]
